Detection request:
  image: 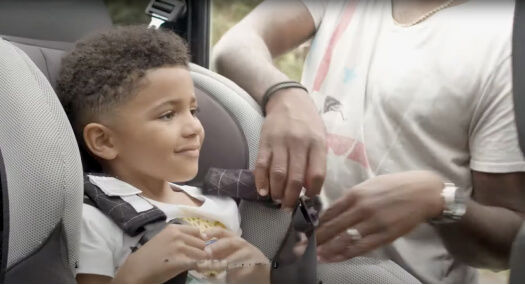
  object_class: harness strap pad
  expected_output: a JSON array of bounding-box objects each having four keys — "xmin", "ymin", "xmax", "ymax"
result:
[{"xmin": 83, "ymin": 174, "xmax": 166, "ymax": 237}]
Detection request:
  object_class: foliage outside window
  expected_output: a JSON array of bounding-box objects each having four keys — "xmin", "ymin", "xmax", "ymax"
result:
[{"xmin": 103, "ymin": 0, "xmax": 306, "ymax": 81}]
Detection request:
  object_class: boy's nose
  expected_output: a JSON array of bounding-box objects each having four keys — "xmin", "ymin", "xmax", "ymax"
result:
[{"xmin": 181, "ymin": 115, "xmax": 204, "ymax": 137}]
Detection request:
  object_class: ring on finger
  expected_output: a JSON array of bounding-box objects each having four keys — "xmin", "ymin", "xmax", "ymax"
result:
[{"xmin": 345, "ymin": 228, "xmax": 362, "ymax": 241}]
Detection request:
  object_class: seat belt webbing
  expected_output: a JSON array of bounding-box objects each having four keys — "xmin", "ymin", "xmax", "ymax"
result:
[
  {"xmin": 513, "ymin": 0, "xmax": 525, "ymax": 153},
  {"xmin": 510, "ymin": 1, "xmax": 525, "ymax": 283}
]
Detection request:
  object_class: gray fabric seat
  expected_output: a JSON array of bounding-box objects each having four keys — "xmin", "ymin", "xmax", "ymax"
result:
[
  {"xmin": 510, "ymin": 223, "xmax": 525, "ymax": 283},
  {"xmin": 2, "ymin": 38, "xmax": 420, "ymax": 283},
  {"xmin": 0, "ymin": 38, "xmax": 83, "ymax": 283}
]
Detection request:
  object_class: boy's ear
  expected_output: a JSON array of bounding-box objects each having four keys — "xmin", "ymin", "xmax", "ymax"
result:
[{"xmin": 83, "ymin": 123, "xmax": 118, "ymax": 160}]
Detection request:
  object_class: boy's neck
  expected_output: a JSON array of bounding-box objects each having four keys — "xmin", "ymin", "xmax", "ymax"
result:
[
  {"xmin": 102, "ymin": 164, "xmax": 168, "ymax": 198},
  {"xmin": 102, "ymin": 164, "xmax": 202, "ymax": 206}
]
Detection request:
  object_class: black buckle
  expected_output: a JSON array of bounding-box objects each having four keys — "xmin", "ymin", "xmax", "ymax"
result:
[
  {"xmin": 145, "ymin": 0, "xmax": 187, "ymax": 28},
  {"xmin": 298, "ymin": 195, "xmax": 321, "ymax": 230},
  {"xmin": 270, "ymin": 195, "xmax": 322, "ymax": 283}
]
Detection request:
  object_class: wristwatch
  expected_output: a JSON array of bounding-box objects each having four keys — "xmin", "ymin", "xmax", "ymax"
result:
[{"xmin": 429, "ymin": 182, "xmax": 467, "ymax": 224}]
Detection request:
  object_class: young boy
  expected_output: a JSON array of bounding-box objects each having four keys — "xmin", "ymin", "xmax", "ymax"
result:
[{"xmin": 56, "ymin": 25, "xmax": 269, "ymax": 283}]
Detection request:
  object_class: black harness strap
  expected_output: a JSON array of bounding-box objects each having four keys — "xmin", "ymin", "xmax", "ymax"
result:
[
  {"xmin": 0, "ymin": 148, "xmax": 8, "ymax": 283},
  {"xmin": 83, "ymin": 175, "xmax": 166, "ymax": 237},
  {"xmin": 83, "ymin": 175, "xmax": 187, "ymax": 283},
  {"xmin": 270, "ymin": 196, "xmax": 320, "ymax": 283},
  {"xmin": 513, "ymin": 0, "xmax": 525, "ymax": 153}
]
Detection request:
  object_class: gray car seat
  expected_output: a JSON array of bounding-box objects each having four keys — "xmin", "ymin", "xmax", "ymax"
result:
[
  {"xmin": 0, "ymin": 38, "xmax": 83, "ymax": 283},
  {"xmin": 2, "ymin": 36, "xmax": 420, "ymax": 283}
]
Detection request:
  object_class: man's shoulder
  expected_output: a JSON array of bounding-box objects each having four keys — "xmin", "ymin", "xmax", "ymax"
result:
[
  {"xmin": 437, "ymin": 1, "xmax": 514, "ymax": 70},
  {"xmin": 454, "ymin": 1, "xmax": 514, "ymax": 53}
]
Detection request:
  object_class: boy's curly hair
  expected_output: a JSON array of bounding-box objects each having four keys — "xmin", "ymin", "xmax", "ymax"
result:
[
  {"xmin": 56, "ymin": 25, "xmax": 190, "ymax": 171},
  {"xmin": 57, "ymin": 25, "xmax": 190, "ymax": 136}
]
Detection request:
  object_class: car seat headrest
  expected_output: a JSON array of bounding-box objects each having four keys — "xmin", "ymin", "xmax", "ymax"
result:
[
  {"xmin": 0, "ymin": 0, "xmax": 112, "ymax": 44},
  {"xmin": 5, "ymin": 39, "xmax": 69, "ymax": 90},
  {"xmin": 0, "ymin": 38, "xmax": 83, "ymax": 282}
]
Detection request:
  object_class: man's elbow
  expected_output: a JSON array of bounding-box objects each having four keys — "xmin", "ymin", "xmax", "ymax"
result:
[
  {"xmin": 211, "ymin": 35, "xmax": 231, "ymax": 74},
  {"xmin": 212, "ymin": 27, "xmax": 250, "ymax": 73}
]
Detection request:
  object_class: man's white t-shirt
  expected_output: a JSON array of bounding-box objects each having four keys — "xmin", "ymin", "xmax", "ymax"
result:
[
  {"xmin": 76, "ymin": 176, "xmax": 241, "ymax": 278},
  {"xmin": 300, "ymin": 0, "xmax": 525, "ymax": 283}
]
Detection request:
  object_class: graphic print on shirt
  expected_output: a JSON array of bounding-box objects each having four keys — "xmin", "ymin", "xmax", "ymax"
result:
[
  {"xmin": 343, "ymin": 67, "xmax": 357, "ymax": 84},
  {"xmin": 311, "ymin": 0, "xmax": 371, "ymax": 171},
  {"xmin": 323, "ymin": 96, "xmax": 345, "ymax": 120}
]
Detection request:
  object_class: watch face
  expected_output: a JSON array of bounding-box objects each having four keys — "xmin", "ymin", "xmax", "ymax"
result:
[
  {"xmin": 430, "ymin": 183, "xmax": 466, "ymax": 224},
  {"xmin": 450, "ymin": 203, "xmax": 467, "ymax": 219}
]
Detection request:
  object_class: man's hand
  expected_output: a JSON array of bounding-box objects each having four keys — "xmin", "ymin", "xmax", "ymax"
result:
[
  {"xmin": 255, "ymin": 88, "xmax": 326, "ymax": 209},
  {"xmin": 113, "ymin": 224, "xmax": 208, "ymax": 283},
  {"xmin": 316, "ymin": 171, "xmax": 444, "ymax": 262},
  {"xmin": 203, "ymin": 227, "xmax": 270, "ymax": 283},
  {"xmin": 212, "ymin": 0, "xmax": 319, "ymax": 209}
]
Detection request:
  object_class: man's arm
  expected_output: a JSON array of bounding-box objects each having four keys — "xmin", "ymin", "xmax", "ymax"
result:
[
  {"xmin": 213, "ymin": 0, "xmax": 315, "ymax": 103},
  {"xmin": 436, "ymin": 171, "xmax": 525, "ymax": 270},
  {"xmin": 213, "ymin": 0, "xmax": 326, "ymax": 208},
  {"xmin": 76, "ymin": 274, "xmax": 112, "ymax": 284}
]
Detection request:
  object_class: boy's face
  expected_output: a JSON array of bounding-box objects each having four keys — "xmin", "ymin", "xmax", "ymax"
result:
[{"xmin": 104, "ymin": 66, "xmax": 204, "ymax": 182}]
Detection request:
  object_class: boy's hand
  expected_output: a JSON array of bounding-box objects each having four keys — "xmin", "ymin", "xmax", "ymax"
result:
[
  {"xmin": 203, "ymin": 227, "xmax": 270, "ymax": 283},
  {"xmin": 113, "ymin": 224, "xmax": 208, "ymax": 283}
]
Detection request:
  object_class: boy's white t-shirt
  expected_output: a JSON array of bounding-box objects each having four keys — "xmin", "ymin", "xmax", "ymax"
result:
[
  {"xmin": 76, "ymin": 176, "xmax": 241, "ymax": 278},
  {"xmin": 300, "ymin": 0, "xmax": 524, "ymax": 283}
]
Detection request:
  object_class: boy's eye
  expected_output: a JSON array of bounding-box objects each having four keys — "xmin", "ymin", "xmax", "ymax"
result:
[
  {"xmin": 159, "ymin": 111, "xmax": 175, "ymax": 120},
  {"xmin": 191, "ymin": 106, "xmax": 200, "ymax": 117}
]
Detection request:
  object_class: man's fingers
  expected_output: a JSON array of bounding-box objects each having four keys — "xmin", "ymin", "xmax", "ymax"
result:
[
  {"xmin": 319, "ymin": 232, "xmax": 387, "ymax": 262},
  {"xmin": 316, "ymin": 232, "xmax": 350, "ymax": 260},
  {"xmin": 318, "ymin": 192, "xmax": 357, "ymax": 226},
  {"xmin": 269, "ymin": 145, "xmax": 288, "ymax": 202},
  {"xmin": 254, "ymin": 143, "xmax": 271, "ymax": 197},
  {"xmin": 317, "ymin": 212, "xmax": 400, "ymax": 262},
  {"xmin": 282, "ymin": 143, "xmax": 308, "ymax": 209},
  {"xmin": 317, "ymin": 219, "xmax": 373, "ymax": 258},
  {"xmin": 316, "ymin": 204, "xmax": 365, "ymax": 245},
  {"xmin": 304, "ymin": 141, "xmax": 326, "ymax": 197}
]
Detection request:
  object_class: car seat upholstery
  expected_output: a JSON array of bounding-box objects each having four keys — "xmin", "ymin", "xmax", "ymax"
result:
[
  {"xmin": 3, "ymin": 37, "xmax": 420, "ymax": 283},
  {"xmin": 510, "ymin": 223, "xmax": 525, "ymax": 283},
  {"xmin": 0, "ymin": 38, "xmax": 83, "ymax": 283},
  {"xmin": 8, "ymin": 40, "xmax": 70, "ymax": 90},
  {"xmin": 0, "ymin": 0, "xmax": 112, "ymax": 44}
]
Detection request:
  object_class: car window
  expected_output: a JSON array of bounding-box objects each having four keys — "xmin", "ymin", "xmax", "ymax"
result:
[
  {"xmin": 103, "ymin": 0, "xmax": 307, "ymax": 81},
  {"xmin": 104, "ymin": 0, "xmax": 150, "ymax": 25},
  {"xmin": 211, "ymin": 0, "xmax": 307, "ymax": 81}
]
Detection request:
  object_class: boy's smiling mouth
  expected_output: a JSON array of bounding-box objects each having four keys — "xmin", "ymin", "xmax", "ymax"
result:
[{"xmin": 175, "ymin": 144, "xmax": 201, "ymax": 157}]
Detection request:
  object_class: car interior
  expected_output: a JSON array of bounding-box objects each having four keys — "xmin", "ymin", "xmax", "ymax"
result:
[{"xmin": 0, "ymin": 0, "xmax": 524, "ymax": 283}]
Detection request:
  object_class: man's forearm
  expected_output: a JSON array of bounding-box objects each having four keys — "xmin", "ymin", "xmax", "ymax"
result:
[
  {"xmin": 435, "ymin": 198, "xmax": 524, "ymax": 270},
  {"xmin": 213, "ymin": 27, "xmax": 290, "ymax": 104}
]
